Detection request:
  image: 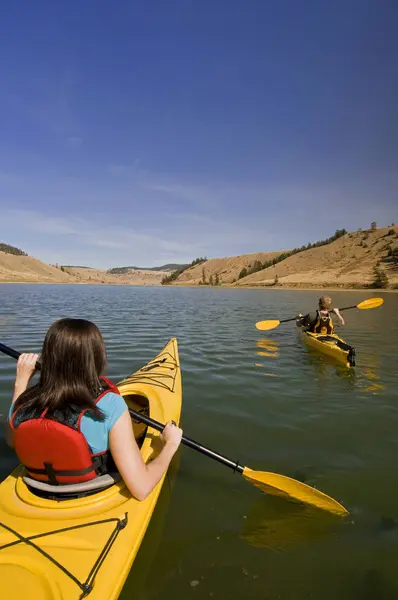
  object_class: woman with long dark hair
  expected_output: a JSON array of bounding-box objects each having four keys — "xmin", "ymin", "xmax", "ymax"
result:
[{"xmin": 6, "ymin": 318, "xmax": 182, "ymax": 500}]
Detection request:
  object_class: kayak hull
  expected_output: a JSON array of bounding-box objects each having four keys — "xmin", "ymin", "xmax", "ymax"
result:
[
  {"xmin": 296, "ymin": 324, "xmax": 355, "ymax": 367},
  {"xmin": 0, "ymin": 338, "xmax": 182, "ymax": 600}
]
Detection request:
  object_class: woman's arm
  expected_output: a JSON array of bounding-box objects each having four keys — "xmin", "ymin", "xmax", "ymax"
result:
[
  {"xmin": 6, "ymin": 353, "xmax": 39, "ymax": 448},
  {"xmin": 109, "ymin": 410, "xmax": 182, "ymax": 501}
]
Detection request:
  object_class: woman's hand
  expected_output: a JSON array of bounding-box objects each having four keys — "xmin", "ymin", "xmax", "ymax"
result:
[
  {"xmin": 12, "ymin": 353, "xmax": 39, "ymax": 404},
  {"xmin": 16, "ymin": 353, "xmax": 39, "ymax": 383},
  {"xmin": 161, "ymin": 421, "xmax": 183, "ymax": 450}
]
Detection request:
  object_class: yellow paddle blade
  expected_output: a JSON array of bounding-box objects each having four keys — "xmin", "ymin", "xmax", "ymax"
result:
[
  {"xmin": 242, "ymin": 467, "xmax": 348, "ymax": 517},
  {"xmin": 357, "ymin": 297, "xmax": 384, "ymax": 310},
  {"xmin": 255, "ymin": 320, "xmax": 281, "ymax": 331}
]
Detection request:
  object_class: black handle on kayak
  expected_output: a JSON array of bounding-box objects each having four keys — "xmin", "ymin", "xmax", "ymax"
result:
[
  {"xmin": 128, "ymin": 408, "xmax": 244, "ymax": 474},
  {"xmin": 0, "ymin": 341, "xmax": 244, "ymax": 475}
]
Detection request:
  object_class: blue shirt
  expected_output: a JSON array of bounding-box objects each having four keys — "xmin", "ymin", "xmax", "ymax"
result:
[{"xmin": 9, "ymin": 392, "xmax": 128, "ymax": 454}]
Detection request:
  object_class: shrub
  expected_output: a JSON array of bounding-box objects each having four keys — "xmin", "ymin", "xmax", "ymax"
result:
[{"xmin": 371, "ymin": 266, "xmax": 389, "ymax": 288}]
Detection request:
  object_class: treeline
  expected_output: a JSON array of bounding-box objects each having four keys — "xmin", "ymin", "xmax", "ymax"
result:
[
  {"xmin": 199, "ymin": 268, "xmax": 222, "ymax": 286},
  {"xmin": 107, "ymin": 266, "xmax": 137, "ymax": 275},
  {"xmin": 238, "ymin": 228, "xmax": 348, "ymax": 280},
  {"xmin": 161, "ymin": 257, "xmax": 207, "ymax": 284},
  {"xmin": 0, "ymin": 243, "xmax": 27, "ymax": 256}
]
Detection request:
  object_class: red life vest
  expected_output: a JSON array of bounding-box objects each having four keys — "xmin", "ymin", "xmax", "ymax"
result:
[{"xmin": 10, "ymin": 376, "xmax": 120, "ymax": 485}]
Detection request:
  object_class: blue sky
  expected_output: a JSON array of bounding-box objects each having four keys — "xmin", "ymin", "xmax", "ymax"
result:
[{"xmin": 0, "ymin": 0, "xmax": 397, "ymax": 268}]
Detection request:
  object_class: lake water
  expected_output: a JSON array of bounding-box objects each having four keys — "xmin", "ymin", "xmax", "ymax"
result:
[{"xmin": 0, "ymin": 284, "xmax": 397, "ymax": 599}]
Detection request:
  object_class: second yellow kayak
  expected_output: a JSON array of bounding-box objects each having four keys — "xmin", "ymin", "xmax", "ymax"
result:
[
  {"xmin": 0, "ymin": 338, "xmax": 182, "ymax": 600},
  {"xmin": 297, "ymin": 325, "xmax": 355, "ymax": 367}
]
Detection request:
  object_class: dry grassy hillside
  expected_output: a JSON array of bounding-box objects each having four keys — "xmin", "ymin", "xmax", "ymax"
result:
[
  {"xmin": 173, "ymin": 251, "xmax": 283, "ymax": 285},
  {"xmin": 235, "ymin": 226, "xmax": 398, "ymax": 288},
  {"xmin": 0, "ymin": 252, "xmax": 170, "ymax": 285},
  {"xmin": 0, "ymin": 252, "xmax": 74, "ymax": 283},
  {"xmin": 64, "ymin": 266, "xmax": 168, "ymax": 285}
]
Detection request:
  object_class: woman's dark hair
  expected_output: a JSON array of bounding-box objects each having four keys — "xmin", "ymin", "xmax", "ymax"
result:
[{"xmin": 14, "ymin": 318, "xmax": 107, "ymax": 419}]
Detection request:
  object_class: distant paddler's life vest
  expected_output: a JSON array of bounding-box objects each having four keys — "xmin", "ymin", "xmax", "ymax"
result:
[
  {"xmin": 10, "ymin": 376, "xmax": 119, "ymax": 485},
  {"xmin": 310, "ymin": 310, "xmax": 334, "ymax": 335}
]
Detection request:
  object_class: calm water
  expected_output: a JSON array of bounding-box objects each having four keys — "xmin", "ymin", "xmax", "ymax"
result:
[{"xmin": 1, "ymin": 284, "xmax": 397, "ymax": 599}]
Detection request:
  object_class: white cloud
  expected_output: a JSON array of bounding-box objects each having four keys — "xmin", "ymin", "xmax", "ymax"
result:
[{"xmin": 0, "ymin": 208, "xmax": 203, "ymax": 267}]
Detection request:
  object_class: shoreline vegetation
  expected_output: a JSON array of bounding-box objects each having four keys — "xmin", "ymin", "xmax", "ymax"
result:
[
  {"xmin": 1, "ymin": 280, "xmax": 397, "ymax": 293},
  {"xmin": 1, "ymin": 224, "xmax": 397, "ymax": 290}
]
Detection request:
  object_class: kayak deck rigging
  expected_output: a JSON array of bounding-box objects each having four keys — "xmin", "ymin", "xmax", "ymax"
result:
[
  {"xmin": 0, "ymin": 514, "xmax": 128, "ymax": 599},
  {"xmin": 118, "ymin": 350, "xmax": 179, "ymax": 392}
]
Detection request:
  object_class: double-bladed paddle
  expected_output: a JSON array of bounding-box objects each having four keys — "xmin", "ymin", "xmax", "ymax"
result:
[
  {"xmin": 0, "ymin": 342, "xmax": 348, "ymax": 516},
  {"xmin": 255, "ymin": 297, "xmax": 384, "ymax": 331}
]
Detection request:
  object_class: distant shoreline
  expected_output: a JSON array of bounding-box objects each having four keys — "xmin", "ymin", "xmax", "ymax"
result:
[{"xmin": 1, "ymin": 280, "xmax": 396, "ymax": 292}]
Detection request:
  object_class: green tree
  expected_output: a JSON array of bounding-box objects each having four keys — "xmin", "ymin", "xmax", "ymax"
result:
[
  {"xmin": 238, "ymin": 267, "xmax": 248, "ymax": 279},
  {"xmin": 215, "ymin": 272, "xmax": 220, "ymax": 286},
  {"xmin": 372, "ymin": 266, "xmax": 389, "ymax": 288},
  {"xmin": 0, "ymin": 243, "xmax": 27, "ymax": 256},
  {"xmin": 274, "ymin": 274, "xmax": 279, "ymax": 285},
  {"xmin": 209, "ymin": 274, "xmax": 213, "ymax": 286}
]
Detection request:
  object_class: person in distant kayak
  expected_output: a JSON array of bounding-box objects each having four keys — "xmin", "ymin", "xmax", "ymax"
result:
[
  {"xmin": 6, "ymin": 318, "xmax": 182, "ymax": 500},
  {"xmin": 297, "ymin": 296, "xmax": 345, "ymax": 335}
]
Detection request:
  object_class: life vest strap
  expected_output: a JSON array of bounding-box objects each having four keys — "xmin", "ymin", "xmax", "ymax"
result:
[{"xmin": 24, "ymin": 463, "xmax": 97, "ymax": 485}]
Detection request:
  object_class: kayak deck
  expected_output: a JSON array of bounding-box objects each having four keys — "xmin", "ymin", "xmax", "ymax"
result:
[
  {"xmin": 296, "ymin": 325, "xmax": 355, "ymax": 367},
  {"xmin": 0, "ymin": 338, "xmax": 182, "ymax": 600}
]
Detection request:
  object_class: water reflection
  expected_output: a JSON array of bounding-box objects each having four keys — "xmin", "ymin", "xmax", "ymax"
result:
[
  {"xmin": 241, "ymin": 495, "xmax": 342, "ymax": 551},
  {"xmin": 303, "ymin": 351, "xmax": 386, "ymax": 395},
  {"xmin": 255, "ymin": 338, "xmax": 280, "ymax": 376},
  {"xmin": 256, "ymin": 338, "xmax": 280, "ymax": 356},
  {"xmin": 255, "ymin": 339, "xmax": 280, "ymax": 359}
]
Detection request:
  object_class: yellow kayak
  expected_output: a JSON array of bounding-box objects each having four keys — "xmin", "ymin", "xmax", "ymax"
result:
[
  {"xmin": 0, "ymin": 338, "xmax": 182, "ymax": 600},
  {"xmin": 296, "ymin": 324, "xmax": 355, "ymax": 367}
]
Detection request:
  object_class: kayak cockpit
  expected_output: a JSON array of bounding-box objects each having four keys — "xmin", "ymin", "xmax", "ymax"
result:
[{"xmin": 22, "ymin": 472, "xmax": 121, "ymax": 500}]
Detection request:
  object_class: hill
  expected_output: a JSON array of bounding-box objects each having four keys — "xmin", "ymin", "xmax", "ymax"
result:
[
  {"xmin": 63, "ymin": 266, "xmax": 168, "ymax": 285},
  {"xmin": 0, "ymin": 250, "xmax": 170, "ymax": 285},
  {"xmin": 0, "ymin": 251, "xmax": 74, "ymax": 283},
  {"xmin": 107, "ymin": 263, "xmax": 186, "ymax": 275},
  {"xmin": 172, "ymin": 252, "xmax": 284, "ymax": 285},
  {"xmin": 235, "ymin": 226, "xmax": 398, "ymax": 289},
  {"xmin": 167, "ymin": 226, "xmax": 398, "ymax": 289}
]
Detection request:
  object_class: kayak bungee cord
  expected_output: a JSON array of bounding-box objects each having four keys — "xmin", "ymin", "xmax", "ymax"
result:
[{"xmin": 0, "ymin": 515, "xmax": 128, "ymax": 599}]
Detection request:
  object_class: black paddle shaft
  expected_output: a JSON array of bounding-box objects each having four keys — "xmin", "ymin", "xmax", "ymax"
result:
[
  {"xmin": 0, "ymin": 342, "xmax": 245, "ymax": 475},
  {"xmin": 280, "ymin": 303, "xmax": 358, "ymax": 325},
  {"xmin": 0, "ymin": 343, "xmax": 22, "ymax": 362},
  {"xmin": 128, "ymin": 408, "xmax": 244, "ymax": 474}
]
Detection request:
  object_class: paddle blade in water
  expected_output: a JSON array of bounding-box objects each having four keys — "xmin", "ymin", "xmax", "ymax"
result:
[
  {"xmin": 357, "ymin": 297, "xmax": 384, "ymax": 310},
  {"xmin": 242, "ymin": 467, "xmax": 348, "ymax": 517},
  {"xmin": 255, "ymin": 320, "xmax": 280, "ymax": 331}
]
